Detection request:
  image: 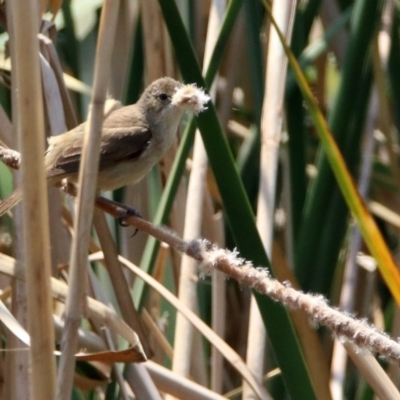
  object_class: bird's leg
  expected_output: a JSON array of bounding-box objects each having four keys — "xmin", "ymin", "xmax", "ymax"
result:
[
  {"xmin": 96, "ymin": 196, "xmax": 142, "ymax": 228},
  {"xmin": 60, "ymin": 183, "xmax": 142, "ymax": 234}
]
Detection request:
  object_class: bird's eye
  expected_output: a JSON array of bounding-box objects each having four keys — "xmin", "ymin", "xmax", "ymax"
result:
[{"xmin": 158, "ymin": 93, "xmax": 170, "ymax": 102}]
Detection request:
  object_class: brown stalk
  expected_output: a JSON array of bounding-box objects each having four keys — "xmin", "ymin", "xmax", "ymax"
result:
[
  {"xmin": 7, "ymin": 1, "xmax": 56, "ymax": 400},
  {"xmin": 93, "ymin": 210, "xmax": 152, "ymax": 355},
  {"xmin": 4, "ymin": 159, "xmax": 398, "ymax": 394},
  {"xmin": 39, "ymin": 31, "xmax": 73, "ymax": 277},
  {"xmin": 55, "ymin": 0, "xmax": 120, "ymax": 398},
  {"xmin": 344, "ymin": 343, "xmax": 400, "ymax": 400},
  {"xmin": 0, "ymin": 152, "xmax": 399, "ymax": 370},
  {"xmin": 90, "ymin": 252, "xmax": 270, "ymax": 399},
  {"xmin": 0, "ymin": 252, "xmax": 145, "ymax": 354},
  {"xmin": 92, "ymin": 210, "xmax": 161, "ymax": 399},
  {"xmin": 170, "ymin": 1, "xmax": 224, "ymax": 390},
  {"xmin": 88, "ymin": 200, "xmax": 400, "ymax": 368},
  {"xmin": 203, "ymin": 196, "xmax": 225, "ymax": 393},
  {"xmin": 145, "ymin": 360, "xmax": 227, "ymax": 400},
  {"xmin": 120, "ymin": 0, "xmax": 169, "ymax": 281}
]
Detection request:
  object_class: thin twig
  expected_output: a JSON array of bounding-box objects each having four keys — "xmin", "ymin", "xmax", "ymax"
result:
[
  {"xmin": 3, "ymin": 147, "xmax": 400, "ymax": 365},
  {"xmin": 93, "ymin": 203, "xmax": 400, "ymax": 366}
]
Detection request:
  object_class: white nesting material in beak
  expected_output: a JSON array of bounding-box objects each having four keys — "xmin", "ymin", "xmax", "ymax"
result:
[{"xmin": 171, "ymin": 84, "xmax": 210, "ymax": 114}]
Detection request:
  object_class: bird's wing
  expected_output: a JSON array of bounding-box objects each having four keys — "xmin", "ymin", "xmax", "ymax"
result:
[
  {"xmin": 47, "ymin": 126, "xmax": 152, "ymax": 177},
  {"xmin": 99, "ymin": 127, "xmax": 152, "ymax": 168}
]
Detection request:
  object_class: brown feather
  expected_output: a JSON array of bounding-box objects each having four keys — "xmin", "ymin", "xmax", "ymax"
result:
[
  {"xmin": 47, "ymin": 127, "xmax": 151, "ymax": 178},
  {"xmin": 0, "ymin": 77, "xmax": 210, "ymax": 214}
]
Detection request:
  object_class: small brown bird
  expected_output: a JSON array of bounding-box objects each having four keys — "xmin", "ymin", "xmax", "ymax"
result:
[{"xmin": 0, "ymin": 77, "xmax": 210, "ymax": 216}]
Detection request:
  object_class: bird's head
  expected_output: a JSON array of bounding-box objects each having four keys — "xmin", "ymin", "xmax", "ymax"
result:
[{"xmin": 138, "ymin": 77, "xmax": 210, "ymax": 122}]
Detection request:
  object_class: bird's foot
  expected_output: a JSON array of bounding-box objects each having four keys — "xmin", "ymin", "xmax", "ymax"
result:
[
  {"xmin": 95, "ymin": 196, "xmax": 142, "ymax": 237},
  {"xmin": 117, "ymin": 205, "xmax": 142, "ymax": 227},
  {"xmin": 115, "ymin": 204, "xmax": 142, "ymax": 237}
]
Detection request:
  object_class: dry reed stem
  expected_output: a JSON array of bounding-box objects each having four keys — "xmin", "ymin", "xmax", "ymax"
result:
[
  {"xmin": 145, "ymin": 360, "xmax": 227, "ymax": 400},
  {"xmin": 245, "ymin": 1, "xmax": 297, "ymax": 398},
  {"xmin": 54, "ymin": 135, "xmax": 159, "ymax": 397},
  {"xmin": 203, "ymin": 196, "xmax": 226, "ymax": 393},
  {"xmin": 39, "ymin": 50, "xmax": 67, "ymax": 135},
  {"xmin": 171, "ymin": 135, "xmax": 208, "ymax": 381},
  {"xmin": 3, "ymin": 149, "xmax": 400, "ymax": 381},
  {"xmin": 141, "ymin": 309, "xmax": 174, "ymax": 359},
  {"xmin": 170, "ymin": 0, "xmax": 224, "ymax": 388},
  {"xmin": 344, "ymin": 343, "xmax": 400, "ymax": 400},
  {"xmin": 102, "ymin": 253, "xmax": 270, "ymax": 400},
  {"xmin": 0, "ymin": 241, "xmax": 267, "ymax": 399},
  {"xmin": 103, "ymin": 333, "xmax": 132, "ymax": 400},
  {"xmin": 109, "ymin": 0, "xmax": 139, "ymax": 99},
  {"xmin": 90, "ymin": 200, "xmax": 400, "ymax": 366},
  {"xmin": 369, "ymin": 201, "xmax": 400, "ymax": 229},
  {"xmin": 0, "ymin": 252, "xmax": 145, "ymax": 353},
  {"xmin": 140, "ymin": 0, "xmax": 168, "ymax": 82},
  {"xmin": 202, "ymin": 4, "xmax": 226, "ymax": 393},
  {"xmin": 124, "ymin": 363, "xmax": 164, "ymax": 400},
  {"xmin": 7, "ymin": 0, "xmax": 56, "ymax": 398},
  {"xmin": 56, "ymin": 0, "xmax": 120, "ymax": 398},
  {"xmin": 3, "ymin": 147, "xmax": 400, "ymax": 365},
  {"xmin": 202, "ymin": 249, "xmax": 400, "ymax": 366},
  {"xmin": 86, "ymin": 267, "xmax": 145, "ymax": 400},
  {"xmin": 53, "ymin": 315, "xmax": 107, "ymax": 354},
  {"xmin": 39, "ymin": 32, "xmax": 74, "ymax": 276},
  {"xmin": 93, "ymin": 210, "xmax": 153, "ymax": 356},
  {"xmin": 38, "ymin": 34, "xmax": 78, "ymax": 129}
]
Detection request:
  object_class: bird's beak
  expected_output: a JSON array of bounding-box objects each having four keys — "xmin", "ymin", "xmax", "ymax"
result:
[{"xmin": 171, "ymin": 84, "xmax": 210, "ymax": 114}]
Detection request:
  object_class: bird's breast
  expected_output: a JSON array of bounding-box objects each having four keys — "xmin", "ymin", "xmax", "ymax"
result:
[{"xmin": 95, "ymin": 140, "xmax": 162, "ymax": 191}]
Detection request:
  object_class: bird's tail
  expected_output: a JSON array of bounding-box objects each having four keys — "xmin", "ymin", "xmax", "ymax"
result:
[{"xmin": 0, "ymin": 188, "xmax": 23, "ymax": 217}]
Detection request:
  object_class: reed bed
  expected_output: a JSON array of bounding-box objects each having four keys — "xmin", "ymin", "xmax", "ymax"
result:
[{"xmin": 1, "ymin": 0, "xmax": 400, "ymax": 399}]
